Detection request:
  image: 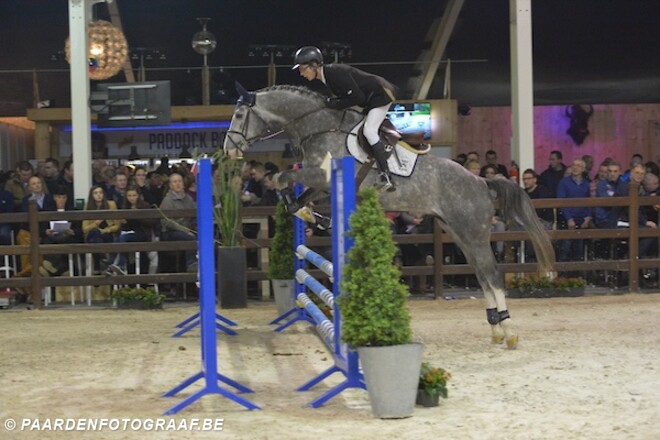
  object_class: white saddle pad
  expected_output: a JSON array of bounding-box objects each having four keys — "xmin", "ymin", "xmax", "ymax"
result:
[{"xmin": 345, "ymin": 120, "xmax": 419, "ymax": 177}]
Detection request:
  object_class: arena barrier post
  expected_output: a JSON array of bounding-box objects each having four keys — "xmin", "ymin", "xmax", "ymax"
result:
[
  {"xmin": 163, "ymin": 158, "xmax": 260, "ymax": 414},
  {"xmin": 273, "ymin": 156, "xmax": 365, "ymax": 407}
]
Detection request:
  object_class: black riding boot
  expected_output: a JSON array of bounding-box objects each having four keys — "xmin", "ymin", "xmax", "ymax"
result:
[{"xmin": 370, "ymin": 140, "xmax": 395, "ymax": 192}]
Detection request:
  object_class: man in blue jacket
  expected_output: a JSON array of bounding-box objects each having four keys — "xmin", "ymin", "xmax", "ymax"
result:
[{"xmin": 557, "ymin": 158, "xmax": 593, "ymax": 262}]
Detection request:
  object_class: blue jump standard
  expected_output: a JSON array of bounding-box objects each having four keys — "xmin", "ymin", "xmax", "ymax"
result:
[
  {"xmin": 172, "ymin": 311, "xmax": 238, "ymax": 337},
  {"xmin": 270, "ymin": 157, "xmax": 366, "ymax": 408},
  {"xmin": 163, "ymin": 159, "xmax": 260, "ymax": 414}
]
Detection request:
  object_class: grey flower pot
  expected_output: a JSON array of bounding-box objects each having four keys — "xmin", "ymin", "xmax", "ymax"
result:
[
  {"xmin": 357, "ymin": 342, "xmax": 424, "ymax": 419},
  {"xmin": 271, "ymin": 279, "xmax": 296, "ymax": 316}
]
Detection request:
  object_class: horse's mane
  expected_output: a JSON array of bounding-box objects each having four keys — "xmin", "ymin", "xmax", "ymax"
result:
[{"xmin": 257, "ymin": 84, "xmax": 326, "ymax": 103}]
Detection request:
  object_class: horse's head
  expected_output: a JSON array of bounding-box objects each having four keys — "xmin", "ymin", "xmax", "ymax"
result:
[{"xmin": 223, "ymin": 82, "xmax": 272, "ymax": 158}]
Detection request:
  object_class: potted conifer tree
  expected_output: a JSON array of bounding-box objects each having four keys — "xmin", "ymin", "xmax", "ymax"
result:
[
  {"xmin": 268, "ymin": 200, "xmax": 296, "ymax": 316},
  {"xmin": 338, "ymin": 187, "xmax": 423, "ymax": 419}
]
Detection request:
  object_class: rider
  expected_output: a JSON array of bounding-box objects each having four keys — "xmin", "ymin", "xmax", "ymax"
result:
[{"xmin": 293, "ymin": 46, "xmax": 397, "ymax": 192}]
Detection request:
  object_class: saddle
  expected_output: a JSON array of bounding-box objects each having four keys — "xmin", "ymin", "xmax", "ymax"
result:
[{"xmin": 357, "ymin": 118, "xmax": 431, "ymax": 158}]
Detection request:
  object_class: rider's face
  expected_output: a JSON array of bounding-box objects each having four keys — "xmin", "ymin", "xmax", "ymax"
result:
[{"xmin": 298, "ymin": 64, "xmax": 317, "ymax": 81}]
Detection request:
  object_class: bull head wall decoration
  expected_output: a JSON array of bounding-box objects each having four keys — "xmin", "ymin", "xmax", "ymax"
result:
[{"xmin": 565, "ymin": 104, "xmax": 594, "ymax": 146}]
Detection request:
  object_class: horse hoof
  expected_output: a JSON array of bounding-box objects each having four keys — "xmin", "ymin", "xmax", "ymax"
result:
[
  {"xmin": 491, "ymin": 334, "xmax": 505, "ymax": 344},
  {"xmin": 506, "ymin": 335, "xmax": 519, "ymax": 350}
]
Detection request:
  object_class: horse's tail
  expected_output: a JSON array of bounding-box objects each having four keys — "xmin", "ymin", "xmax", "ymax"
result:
[{"xmin": 485, "ymin": 179, "xmax": 555, "ymax": 275}]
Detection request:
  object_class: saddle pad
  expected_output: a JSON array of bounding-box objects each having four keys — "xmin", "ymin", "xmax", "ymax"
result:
[{"xmin": 346, "ymin": 120, "xmax": 419, "ymax": 177}]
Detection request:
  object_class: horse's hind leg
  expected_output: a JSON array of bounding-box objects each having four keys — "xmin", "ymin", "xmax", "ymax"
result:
[{"xmin": 457, "ymin": 237, "xmax": 518, "ymax": 349}]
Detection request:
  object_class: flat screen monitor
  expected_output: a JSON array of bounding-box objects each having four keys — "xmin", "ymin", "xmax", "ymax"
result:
[
  {"xmin": 387, "ymin": 102, "xmax": 431, "ymax": 140},
  {"xmin": 92, "ymin": 81, "xmax": 171, "ymax": 127}
]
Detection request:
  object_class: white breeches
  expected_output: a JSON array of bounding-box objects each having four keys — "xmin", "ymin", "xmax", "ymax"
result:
[{"xmin": 363, "ymin": 104, "xmax": 391, "ymax": 145}]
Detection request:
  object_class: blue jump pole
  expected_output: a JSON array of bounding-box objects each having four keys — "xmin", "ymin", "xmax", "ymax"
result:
[{"xmin": 163, "ymin": 158, "xmax": 260, "ymax": 414}]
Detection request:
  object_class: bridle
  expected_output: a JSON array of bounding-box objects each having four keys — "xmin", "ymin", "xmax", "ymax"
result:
[{"xmin": 225, "ymin": 96, "xmax": 336, "ymax": 154}]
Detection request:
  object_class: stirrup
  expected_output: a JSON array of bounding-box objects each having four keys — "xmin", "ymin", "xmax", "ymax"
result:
[{"xmin": 377, "ymin": 173, "xmax": 396, "ymax": 192}]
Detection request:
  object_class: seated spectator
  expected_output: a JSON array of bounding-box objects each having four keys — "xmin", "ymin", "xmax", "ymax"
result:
[
  {"xmin": 557, "ymin": 158, "xmax": 593, "ymax": 262},
  {"xmin": 5, "ymin": 160, "xmax": 48, "ymax": 207},
  {"xmin": 159, "ymin": 172, "xmax": 198, "ymax": 272},
  {"xmin": 16, "ymin": 176, "xmax": 57, "ymax": 277},
  {"xmin": 39, "ymin": 186, "xmax": 83, "ymax": 277},
  {"xmin": 111, "ymin": 171, "xmax": 129, "ymax": 208},
  {"xmin": 258, "ymin": 173, "xmax": 280, "ymax": 207},
  {"xmin": 484, "ymin": 149, "xmax": 509, "ymax": 178},
  {"xmin": 56, "ymin": 160, "xmax": 75, "ymax": 209},
  {"xmin": 522, "ymin": 169, "xmax": 553, "ymax": 229},
  {"xmin": 40, "ymin": 158, "xmax": 61, "ymax": 195},
  {"xmin": 595, "ymin": 160, "xmax": 627, "ymax": 229},
  {"xmin": 465, "ymin": 160, "xmax": 481, "ymax": 176},
  {"xmin": 83, "ymin": 185, "xmax": 122, "ymax": 272},
  {"xmin": 241, "ymin": 162, "xmax": 266, "ymax": 206},
  {"xmin": 538, "ymin": 150, "xmax": 567, "ymax": 198},
  {"xmin": 107, "ymin": 187, "xmax": 156, "ymax": 275},
  {"xmin": 145, "ymin": 171, "xmax": 166, "ymax": 206}
]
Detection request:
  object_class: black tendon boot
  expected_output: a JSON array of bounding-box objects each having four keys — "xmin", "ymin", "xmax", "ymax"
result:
[{"xmin": 370, "ymin": 140, "xmax": 396, "ymax": 192}]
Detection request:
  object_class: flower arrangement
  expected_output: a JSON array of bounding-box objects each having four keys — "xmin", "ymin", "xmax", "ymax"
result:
[
  {"xmin": 419, "ymin": 362, "xmax": 451, "ymax": 398},
  {"xmin": 510, "ymin": 275, "xmax": 586, "ymax": 293},
  {"xmin": 111, "ymin": 286, "xmax": 165, "ymax": 309}
]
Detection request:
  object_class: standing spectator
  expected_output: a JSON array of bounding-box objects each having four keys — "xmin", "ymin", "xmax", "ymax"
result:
[
  {"xmin": 644, "ymin": 161, "xmax": 659, "ymax": 177},
  {"xmin": 98, "ymin": 164, "xmax": 117, "ymax": 200},
  {"xmin": 538, "ymin": 150, "xmax": 567, "ymax": 198},
  {"xmin": 57, "ymin": 160, "xmax": 74, "ymax": 209},
  {"xmin": 145, "ymin": 171, "xmax": 166, "ymax": 206},
  {"xmin": 484, "ymin": 149, "xmax": 509, "ymax": 178},
  {"xmin": 522, "ymin": 169, "xmax": 553, "ymax": 229},
  {"xmin": 466, "ymin": 151, "xmax": 480, "ymax": 164},
  {"xmin": 40, "ymin": 158, "xmax": 60, "ymax": 195},
  {"xmin": 83, "ymin": 185, "xmax": 121, "ymax": 272},
  {"xmin": 581, "ymin": 154, "xmax": 594, "ymax": 180},
  {"xmin": 159, "ymin": 173, "xmax": 198, "ymax": 272},
  {"xmin": 557, "ymin": 159, "xmax": 593, "ymax": 262}
]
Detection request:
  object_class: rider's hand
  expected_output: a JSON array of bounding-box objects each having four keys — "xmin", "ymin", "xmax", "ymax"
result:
[{"xmin": 326, "ymin": 97, "xmax": 342, "ymax": 110}]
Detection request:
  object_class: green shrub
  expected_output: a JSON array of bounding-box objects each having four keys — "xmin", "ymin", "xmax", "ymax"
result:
[
  {"xmin": 268, "ymin": 200, "xmax": 295, "ymax": 279},
  {"xmin": 111, "ymin": 287, "xmax": 165, "ymax": 307},
  {"xmin": 510, "ymin": 275, "xmax": 586, "ymax": 293},
  {"xmin": 338, "ymin": 187, "xmax": 412, "ymax": 347}
]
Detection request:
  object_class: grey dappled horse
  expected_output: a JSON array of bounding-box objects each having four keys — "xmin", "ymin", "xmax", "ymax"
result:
[{"xmin": 224, "ymin": 84, "xmax": 555, "ymax": 349}]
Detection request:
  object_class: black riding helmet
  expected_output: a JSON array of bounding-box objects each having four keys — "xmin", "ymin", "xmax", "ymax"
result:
[{"xmin": 292, "ymin": 46, "xmax": 323, "ymax": 69}]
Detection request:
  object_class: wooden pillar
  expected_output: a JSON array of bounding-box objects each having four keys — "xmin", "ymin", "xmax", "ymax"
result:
[
  {"xmin": 628, "ymin": 183, "xmax": 640, "ymax": 292},
  {"xmin": 28, "ymin": 201, "xmax": 42, "ymax": 308},
  {"xmin": 34, "ymin": 121, "xmax": 51, "ymax": 160}
]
